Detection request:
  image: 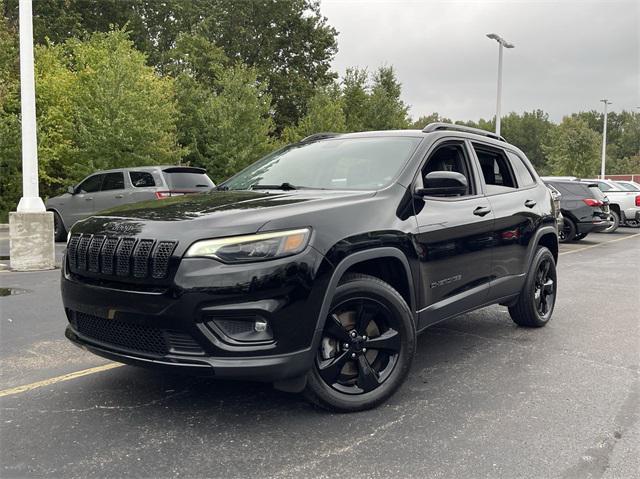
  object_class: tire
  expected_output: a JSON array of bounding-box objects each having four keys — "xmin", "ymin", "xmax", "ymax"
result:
[
  {"xmin": 52, "ymin": 211, "xmax": 67, "ymax": 242},
  {"xmin": 603, "ymin": 210, "xmax": 619, "ymax": 233},
  {"xmin": 559, "ymin": 218, "xmax": 576, "ymax": 243},
  {"xmin": 304, "ymin": 273, "xmax": 416, "ymax": 412},
  {"xmin": 509, "ymin": 247, "xmax": 557, "ymax": 328},
  {"xmin": 573, "ymin": 233, "xmax": 587, "ymax": 241}
]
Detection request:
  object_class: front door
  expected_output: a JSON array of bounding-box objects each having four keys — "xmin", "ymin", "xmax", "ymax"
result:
[
  {"xmin": 66, "ymin": 174, "xmax": 103, "ymax": 226},
  {"xmin": 413, "ymin": 140, "xmax": 495, "ymax": 329},
  {"xmin": 94, "ymin": 171, "xmax": 127, "ymax": 213}
]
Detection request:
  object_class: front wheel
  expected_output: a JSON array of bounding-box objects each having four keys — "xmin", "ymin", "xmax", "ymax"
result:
[
  {"xmin": 305, "ymin": 274, "xmax": 416, "ymax": 412},
  {"xmin": 509, "ymin": 247, "xmax": 557, "ymax": 327},
  {"xmin": 53, "ymin": 211, "xmax": 67, "ymax": 242}
]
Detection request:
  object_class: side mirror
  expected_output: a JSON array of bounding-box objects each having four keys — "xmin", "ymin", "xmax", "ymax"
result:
[
  {"xmin": 67, "ymin": 185, "xmax": 76, "ymax": 195},
  {"xmin": 415, "ymin": 171, "xmax": 468, "ymax": 197}
]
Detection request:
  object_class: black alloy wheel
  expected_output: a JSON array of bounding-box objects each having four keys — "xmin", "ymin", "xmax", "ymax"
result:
[
  {"xmin": 53, "ymin": 211, "xmax": 67, "ymax": 242},
  {"xmin": 559, "ymin": 218, "xmax": 576, "ymax": 243},
  {"xmin": 509, "ymin": 246, "xmax": 557, "ymax": 327},
  {"xmin": 533, "ymin": 257, "xmax": 556, "ymax": 320},
  {"xmin": 317, "ymin": 297, "xmax": 400, "ymax": 395},
  {"xmin": 305, "ymin": 274, "xmax": 415, "ymax": 412}
]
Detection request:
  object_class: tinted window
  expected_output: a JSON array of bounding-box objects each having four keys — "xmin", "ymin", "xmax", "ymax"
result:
[
  {"xmin": 101, "ymin": 172, "xmax": 124, "ymax": 191},
  {"xmin": 617, "ymin": 182, "xmax": 640, "ymax": 191},
  {"xmin": 421, "ymin": 143, "xmax": 474, "ymax": 196},
  {"xmin": 222, "ymin": 137, "xmax": 421, "ymax": 191},
  {"xmin": 163, "ymin": 171, "xmax": 215, "ymax": 189},
  {"xmin": 130, "ymin": 171, "xmax": 156, "ymax": 188},
  {"xmin": 506, "ymin": 151, "xmax": 535, "ymax": 187},
  {"xmin": 473, "ymin": 144, "xmax": 517, "ymax": 194},
  {"xmin": 552, "ymin": 182, "xmax": 591, "ymax": 198},
  {"xmin": 78, "ymin": 174, "xmax": 103, "ymax": 193}
]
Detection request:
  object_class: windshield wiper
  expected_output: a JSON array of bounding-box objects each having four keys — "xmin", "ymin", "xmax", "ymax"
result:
[{"xmin": 251, "ymin": 182, "xmax": 298, "ymax": 191}]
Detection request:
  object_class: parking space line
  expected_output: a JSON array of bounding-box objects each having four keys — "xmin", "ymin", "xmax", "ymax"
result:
[
  {"xmin": 0, "ymin": 363, "xmax": 123, "ymax": 398},
  {"xmin": 559, "ymin": 232, "xmax": 640, "ymax": 256}
]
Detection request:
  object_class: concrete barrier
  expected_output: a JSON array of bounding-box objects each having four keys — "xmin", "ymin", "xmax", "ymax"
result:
[{"xmin": 9, "ymin": 212, "xmax": 55, "ymax": 271}]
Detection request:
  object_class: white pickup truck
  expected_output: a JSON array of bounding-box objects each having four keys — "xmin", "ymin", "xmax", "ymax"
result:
[{"xmin": 585, "ymin": 179, "xmax": 640, "ymax": 229}]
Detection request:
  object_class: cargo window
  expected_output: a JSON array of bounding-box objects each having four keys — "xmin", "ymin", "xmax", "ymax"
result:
[
  {"xmin": 130, "ymin": 171, "xmax": 156, "ymax": 188},
  {"xmin": 473, "ymin": 144, "xmax": 517, "ymax": 194},
  {"xmin": 506, "ymin": 151, "xmax": 536, "ymax": 187}
]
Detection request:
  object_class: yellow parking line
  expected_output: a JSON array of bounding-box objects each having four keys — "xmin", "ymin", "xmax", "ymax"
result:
[
  {"xmin": 560, "ymin": 232, "xmax": 640, "ymax": 256},
  {"xmin": 0, "ymin": 363, "xmax": 123, "ymax": 398}
]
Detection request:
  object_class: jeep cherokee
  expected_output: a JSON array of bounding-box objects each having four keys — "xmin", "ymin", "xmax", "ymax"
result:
[{"xmin": 62, "ymin": 123, "xmax": 559, "ymax": 412}]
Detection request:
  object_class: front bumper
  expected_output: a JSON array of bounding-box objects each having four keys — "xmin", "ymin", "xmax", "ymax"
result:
[{"xmin": 61, "ymin": 247, "xmax": 328, "ymax": 382}]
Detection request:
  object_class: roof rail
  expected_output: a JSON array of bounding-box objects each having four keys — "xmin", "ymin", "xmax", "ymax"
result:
[
  {"xmin": 422, "ymin": 122, "xmax": 506, "ymax": 142},
  {"xmin": 300, "ymin": 132, "xmax": 342, "ymax": 142}
]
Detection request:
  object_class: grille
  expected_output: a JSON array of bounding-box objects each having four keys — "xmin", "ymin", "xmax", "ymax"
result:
[
  {"xmin": 67, "ymin": 234, "xmax": 176, "ymax": 281},
  {"xmin": 72, "ymin": 312, "xmax": 204, "ymax": 356}
]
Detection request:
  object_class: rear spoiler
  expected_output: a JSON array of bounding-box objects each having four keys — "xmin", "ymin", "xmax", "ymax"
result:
[{"xmin": 162, "ymin": 167, "xmax": 207, "ymax": 174}]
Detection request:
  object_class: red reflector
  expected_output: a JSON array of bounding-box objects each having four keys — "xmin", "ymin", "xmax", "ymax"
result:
[
  {"xmin": 155, "ymin": 191, "xmax": 171, "ymax": 199},
  {"xmin": 582, "ymin": 198, "xmax": 603, "ymax": 207},
  {"xmin": 636, "ymin": 195, "xmax": 640, "ymax": 207}
]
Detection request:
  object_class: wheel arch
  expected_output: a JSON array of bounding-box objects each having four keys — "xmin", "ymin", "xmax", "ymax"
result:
[
  {"xmin": 46, "ymin": 207, "xmax": 67, "ymax": 230},
  {"xmin": 311, "ymin": 248, "xmax": 416, "ymax": 351},
  {"xmin": 527, "ymin": 226, "xmax": 559, "ymax": 267}
]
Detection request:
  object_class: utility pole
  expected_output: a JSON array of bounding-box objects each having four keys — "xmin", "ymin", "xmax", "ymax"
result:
[
  {"xmin": 487, "ymin": 33, "xmax": 515, "ymax": 137},
  {"xmin": 9, "ymin": 0, "xmax": 55, "ymax": 271},
  {"xmin": 600, "ymin": 99, "xmax": 612, "ymax": 179}
]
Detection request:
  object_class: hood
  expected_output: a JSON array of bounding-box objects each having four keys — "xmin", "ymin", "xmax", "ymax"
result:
[{"xmin": 72, "ymin": 189, "xmax": 376, "ymax": 240}]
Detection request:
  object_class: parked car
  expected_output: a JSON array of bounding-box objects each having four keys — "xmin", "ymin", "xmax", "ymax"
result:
[
  {"xmin": 614, "ymin": 180, "xmax": 640, "ymax": 192},
  {"xmin": 582, "ymin": 179, "xmax": 640, "ymax": 230},
  {"xmin": 62, "ymin": 123, "xmax": 559, "ymax": 412},
  {"xmin": 543, "ymin": 180, "xmax": 612, "ymax": 241},
  {"xmin": 46, "ymin": 166, "xmax": 215, "ymax": 241}
]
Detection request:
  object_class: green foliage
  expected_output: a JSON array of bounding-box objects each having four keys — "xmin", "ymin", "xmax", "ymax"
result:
[
  {"xmin": 500, "ymin": 110, "xmax": 554, "ymax": 172},
  {"xmin": 411, "ymin": 113, "xmax": 452, "ymax": 129},
  {"xmin": 543, "ymin": 116, "xmax": 601, "ymax": 177},
  {"xmin": 281, "ymin": 87, "xmax": 346, "ymax": 143},
  {"xmin": 363, "ymin": 66, "xmax": 410, "ymax": 130},
  {"xmin": 342, "ymin": 68, "xmax": 369, "ymax": 132}
]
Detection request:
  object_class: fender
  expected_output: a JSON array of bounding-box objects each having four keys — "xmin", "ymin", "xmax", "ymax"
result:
[
  {"xmin": 311, "ymin": 247, "xmax": 416, "ymax": 349},
  {"xmin": 525, "ymin": 225, "xmax": 558, "ymax": 269},
  {"xmin": 46, "ymin": 207, "xmax": 67, "ymax": 230}
]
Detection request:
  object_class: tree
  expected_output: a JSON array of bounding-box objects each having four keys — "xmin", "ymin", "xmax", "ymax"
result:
[
  {"xmin": 342, "ymin": 68, "xmax": 369, "ymax": 132},
  {"xmin": 363, "ymin": 66, "xmax": 410, "ymax": 130},
  {"xmin": 500, "ymin": 110, "xmax": 555, "ymax": 173},
  {"xmin": 543, "ymin": 117, "xmax": 601, "ymax": 177},
  {"xmin": 411, "ymin": 113, "xmax": 452, "ymax": 129},
  {"xmin": 281, "ymin": 87, "xmax": 346, "ymax": 143}
]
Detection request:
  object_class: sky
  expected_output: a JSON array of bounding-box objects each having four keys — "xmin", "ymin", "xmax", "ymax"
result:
[{"xmin": 320, "ymin": 0, "xmax": 639, "ymax": 123}]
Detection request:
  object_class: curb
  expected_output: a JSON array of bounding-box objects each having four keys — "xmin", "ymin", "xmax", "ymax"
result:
[{"xmin": 0, "ymin": 224, "xmax": 8, "ymax": 232}]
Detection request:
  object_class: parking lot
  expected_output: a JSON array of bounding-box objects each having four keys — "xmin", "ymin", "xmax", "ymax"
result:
[{"xmin": 1, "ymin": 229, "xmax": 638, "ymax": 478}]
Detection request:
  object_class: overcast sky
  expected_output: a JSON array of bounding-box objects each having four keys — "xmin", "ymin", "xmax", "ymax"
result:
[{"xmin": 320, "ymin": 0, "xmax": 639, "ymax": 123}]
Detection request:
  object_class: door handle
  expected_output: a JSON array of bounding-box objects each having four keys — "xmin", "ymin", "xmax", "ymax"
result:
[
  {"xmin": 85, "ymin": 197, "xmax": 93, "ymax": 201},
  {"xmin": 473, "ymin": 206, "xmax": 491, "ymax": 217},
  {"xmin": 115, "ymin": 194, "xmax": 124, "ymax": 199},
  {"xmin": 524, "ymin": 199, "xmax": 537, "ymax": 208}
]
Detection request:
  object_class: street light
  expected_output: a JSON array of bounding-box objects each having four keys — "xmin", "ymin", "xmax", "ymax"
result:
[
  {"xmin": 486, "ymin": 33, "xmax": 515, "ymax": 137},
  {"xmin": 600, "ymin": 99, "xmax": 612, "ymax": 179}
]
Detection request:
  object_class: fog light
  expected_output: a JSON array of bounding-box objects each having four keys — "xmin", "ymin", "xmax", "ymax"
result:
[
  {"xmin": 204, "ymin": 316, "xmax": 274, "ymax": 344},
  {"xmin": 254, "ymin": 320, "xmax": 268, "ymax": 332}
]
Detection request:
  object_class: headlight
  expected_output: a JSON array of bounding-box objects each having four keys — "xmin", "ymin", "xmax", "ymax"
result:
[{"xmin": 184, "ymin": 228, "xmax": 311, "ymax": 263}]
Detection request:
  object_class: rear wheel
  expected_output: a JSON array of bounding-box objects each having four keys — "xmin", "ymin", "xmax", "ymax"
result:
[
  {"xmin": 603, "ymin": 210, "xmax": 619, "ymax": 233},
  {"xmin": 305, "ymin": 273, "xmax": 415, "ymax": 412},
  {"xmin": 559, "ymin": 218, "xmax": 576, "ymax": 243},
  {"xmin": 509, "ymin": 247, "xmax": 557, "ymax": 328},
  {"xmin": 52, "ymin": 211, "xmax": 67, "ymax": 242},
  {"xmin": 573, "ymin": 233, "xmax": 587, "ymax": 241}
]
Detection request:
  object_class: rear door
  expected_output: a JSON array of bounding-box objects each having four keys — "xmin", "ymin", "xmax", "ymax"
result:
[
  {"xmin": 129, "ymin": 169, "xmax": 163, "ymax": 203},
  {"xmin": 472, "ymin": 143, "xmax": 544, "ymax": 299},
  {"xmin": 93, "ymin": 171, "xmax": 127, "ymax": 213},
  {"xmin": 413, "ymin": 139, "xmax": 495, "ymax": 329}
]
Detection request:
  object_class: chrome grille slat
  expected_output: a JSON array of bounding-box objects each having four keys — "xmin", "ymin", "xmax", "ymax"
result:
[{"xmin": 67, "ymin": 234, "xmax": 177, "ymax": 282}]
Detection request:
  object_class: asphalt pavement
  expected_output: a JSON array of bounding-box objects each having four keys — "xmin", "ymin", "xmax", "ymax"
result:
[{"xmin": 1, "ymin": 229, "xmax": 639, "ymax": 478}]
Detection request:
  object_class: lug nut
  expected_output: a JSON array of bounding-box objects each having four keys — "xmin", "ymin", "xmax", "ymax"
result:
[
  {"xmin": 350, "ymin": 330, "xmax": 357, "ymax": 338},
  {"xmin": 343, "ymin": 343, "xmax": 350, "ymax": 349},
  {"xmin": 351, "ymin": 353, "xmax": 357, "ymax": 358},
  {"xmin": 362, "ymin": 348, "xmax": 367, "ymax": 353}
]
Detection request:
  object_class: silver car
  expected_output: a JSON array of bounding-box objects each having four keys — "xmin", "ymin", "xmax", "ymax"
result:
[{"xmin": 46, "ymin": 166, "xmax": 215, "ymax": 241}]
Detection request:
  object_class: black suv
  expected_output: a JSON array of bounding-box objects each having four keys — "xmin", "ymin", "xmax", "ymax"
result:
[{"xmin": 62, "ymin": 123, "xmax": 559, "ymax": 412}]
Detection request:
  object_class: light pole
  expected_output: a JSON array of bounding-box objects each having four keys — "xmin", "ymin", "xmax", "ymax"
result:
[
  {"xmin": 600, "ymin": 99, "xmax": 612, "ymax": 179},
  {"xmin": 9, "ymin": 0, "xmax": 55, "ymax": 271},
  {"xmin": 486, "ymin": 33, "xmax": 515, "ymax": 137}
]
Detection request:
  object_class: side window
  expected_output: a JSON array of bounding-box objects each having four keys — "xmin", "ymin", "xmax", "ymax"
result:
[
  {"xmin": 506, "ymin": 151, "xmax": 535, "ymax": 187},
  {"xmin": 101, "ymin": 172, "xmax": 125, "ymax": 191},
  {"xmin": 130, "ymin": 171, "xmax": 156, "ymax": 188},
  {"xmin": 78, "ymin": 174, "xmax": 103, "ymax": 193},
  {"xmin": 597, "ymin": 182, "xmax": 612, "ymax": 192},
  {"xmin": 420, "ymin": 142, "xmax": 475, "ymax": 197},
  {"xmin": 473, "ymin": 144, "xmax": 517, "ymax": 194}
]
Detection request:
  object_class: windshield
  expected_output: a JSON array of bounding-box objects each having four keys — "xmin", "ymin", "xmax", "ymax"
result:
[{"xmin": 222, "ymin": 136, "xmax": 422, "ymax": 191}]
